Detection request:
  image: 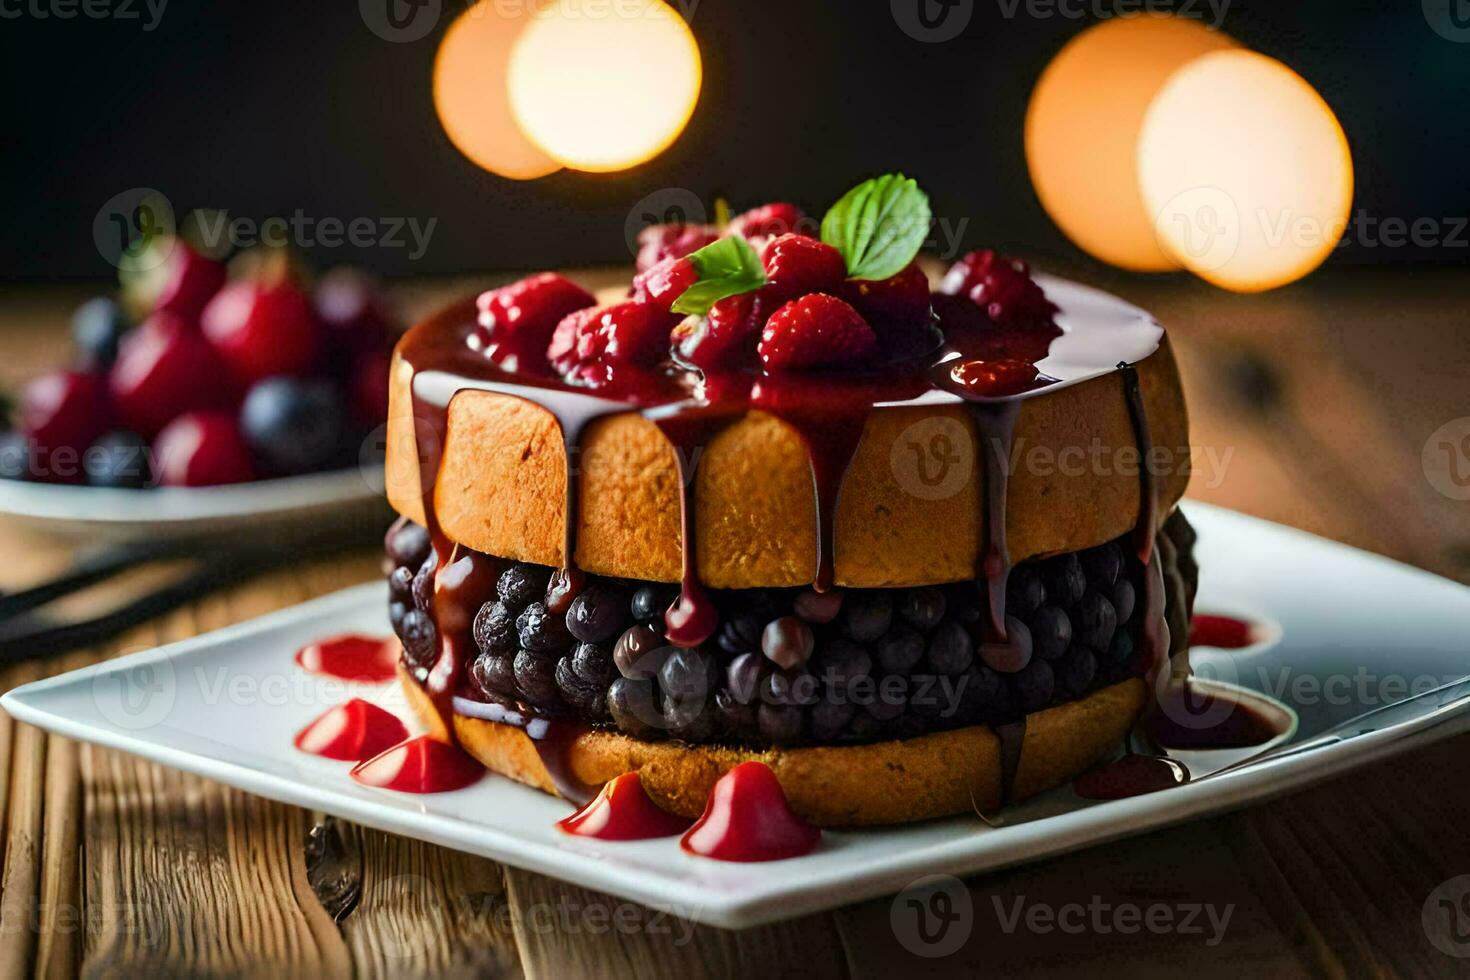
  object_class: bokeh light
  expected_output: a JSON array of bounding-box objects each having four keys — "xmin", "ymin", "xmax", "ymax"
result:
[
  {"xmin": 507, "ymin": 0, "xmax": 702, "ymax": 173},
  {"xmin": 1138, "ymin": 49, "xmax": 1354, "ymax": 293},
  {"xmin": 1025, "ymin": 15, "xmax": 1238, "ymax": 272},
  {"xmin": 433, "ymin": 2, "xmax": 561, "ymax": 181}
]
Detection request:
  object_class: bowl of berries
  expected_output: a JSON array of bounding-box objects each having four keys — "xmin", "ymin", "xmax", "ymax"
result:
[{"xmin": 0, "ymin": 239, "xmax": 399, "ymax": 540}]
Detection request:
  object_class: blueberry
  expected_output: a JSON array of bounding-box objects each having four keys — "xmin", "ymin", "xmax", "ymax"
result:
[
  {"xmin": 864, "ymin": 678, "xmax": 907, "ymax": 722},
  {"xmin": 470, "ymin": 652, "xmax": 517, "ymax": 700},
  {"xmin": 1044, "ymin": 553, "xmax": 1086, "ymax": 607},
  {"xmin": 608, "ymin": 677, "xmax": 662, "ymax": 739},
  {"xmin": 400, "ymin": 608, "xmax": 437, "ymax": 671},
  {"xmin": 516, "ymin": 602, "xmax": 571, "ymax": 656},
  {"xmin": 1111, "ymin": 578, "xmax": 1137, "ymax": 625},
  {"xmin": 761, "ymin": 616, "xmax": 814, "ymax": 669},
  {"xmin": 570, "ymin": 642, "xmax": 614, "ymax": 686},
  {"xmin": 1106, "ymin": 628, "xmax": 1135, "ymax": 664},
  {"xmin": 847, "ymin": 709, "xmax": 886, "ymax": 742},
  {"xmin": 814, "ymin": 638, "xmax": 871, "ymax": 685},
  {"xmin": 722, "ymin": 610, "xmax": 766, "ymax": 652},
  {"xmin": 1009, "ymin": 658, "xmax": 1055, "ymax": 714},
  {"xmin": 473, "ymin": 600, "xmax": 518, "ymax": 656},
  {"xmin": 83, "ymin": 430, "xmax": 151, "ymax": 488},
  {"xmin": 555, "ymin": 656, "xmax": 602, "ymax": 712},
  {"xmin": 757, "ymin": 703, "xmax": 805, "ymax": 745},
  {"xmin": 1057, "ymin": 647, "xmax": 1097, "ymax": 699},
  {"xmin": 725, "ymin": 652, "xmax": 767, "ymax": 704},
  {"xmin": 715, "ymin": 689, "xmax": 758, "ymax": 738},
  {"xmin": 925, "ymin": 619, "xmax": 974, "ymax": 675},
  {"xmin": 388, "ymin": 566, "xmax": 415, "ymax": 604},
  {"xmin": 240, "ymin": 377, "xmax": 349, "ymax": 475},
  {"xmin": 565, "ymin": 584, "xmax": 630, "ymax": 644},
  {"xmin": 794, "ymin": 589, "xmax": 844, "ymax": 625},
  {"xmin": 630, "ymin": 585, "xmax": 673, "ymax": 625},
  {"xmin": 810, "ymin": 700, "xmax": 856, "ymax": 742},
  {"xmin": 613, "ymin": 624, "xmax": 667, "ymax": 679},
  {"xmin": 72, "ymin": 296, "xmax": 128, "ymax": 369},
  {"xmin": 658, "ymin": 647, "xmax": 716, "ymax": 701},
  {"xmin": 411, "ymin": 548, "xmax": 437, "ymax": 612},
  {"xmin": 663, "ymin": 695, "xmax": 714, "ymax": 741},
  {"xmin": 979, "ymin": 616, "xmax": 1033, "ymax": 674},
  {"xmin": 0, "ymin": 432, "xmax": 29, "ymax": 481},
  {"xmin": 543, "ymin": 567, "xmax": 585, "ymax": 615},
  {"xmin": 875, "ymin": 627, "xmax": 925, "ymax": 675},
  {"xmin": 1006, "ymin": 566, "xmax": 1046, "ymax": 619},
  {"xmin": 497, "ymin": 563, "xmax": 550, "ymax": 612},
  {"xmin": 389, "ymin": 600, "xmax": 409, "ymax": 637},
  {"xmin": 384, "ymin": 520, "xmax": 431, "ymax": 570},
  {"xmin": 1081, "ymin": 542, "xmax": 1121, "ymax": 589},
  {"xmin": 944, "ymin": 581, "xmax": 984, "ymax": 626},
  {"xmin": 956, "ymin": 665, "xmax": 1007, "ymax": 725},
  {"xmin": 841, "ymin": 593, "xmax": 893, "ymax": 643},
  {"xmin": 1030, "ymin": 605, "xmax": 1072, "ymax": 661},
  {"xmin": 898, "ymin": 587, "xmax": 947, "ymax": 632},
  {"xmin": 513, "ymin": 649, "xmax": 560, "ymax": 708},
  {"xmin": 1074, "ymin": 592, "xmax": 1118, "ymax": 650}
]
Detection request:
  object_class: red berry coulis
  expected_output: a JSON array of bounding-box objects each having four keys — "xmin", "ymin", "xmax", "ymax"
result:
[
  {"xmin": 557, "ymin": 771, "xmax": 693, "ymax": 841},
  {"xmin": 294, "ymin": 634, "xmax": 400, "ymax": 683},
  {"xmin": 294, "ymin": 699, "xmax": 409, "ymax": 762},
  {"xmin": 680, "ymin": 761, "xmax": 821, "ymax": 862}
]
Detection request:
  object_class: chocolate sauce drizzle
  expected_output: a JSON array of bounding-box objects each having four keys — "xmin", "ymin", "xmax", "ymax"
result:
[{"xmin": 397, "ymin": 277, "xmax": 1170, "ymax": 806}]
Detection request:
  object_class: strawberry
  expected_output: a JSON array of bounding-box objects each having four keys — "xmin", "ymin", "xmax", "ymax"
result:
[
  {"xmin": 760, "ymin": 234, "xmax": 846, "ymax": 303},
  {"xmin": 478, "ymin": 273, "xmax": 595, "ymax": 372},
  {"xmin": 672, "ymin": 291, "xmax": 764, "ymax": 371},
  {"xmin": 757, "ymin": 294, "xmax": 877, "ymax": 371},
  {"xmin": 629, "ymin": 257, "xmax": 698, "ymax": 312}
]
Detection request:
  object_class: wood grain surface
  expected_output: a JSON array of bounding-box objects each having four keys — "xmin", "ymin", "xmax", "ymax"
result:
[{"xmin": 0, "ymin": 267, "xmax": 1467, "ymax": 978}]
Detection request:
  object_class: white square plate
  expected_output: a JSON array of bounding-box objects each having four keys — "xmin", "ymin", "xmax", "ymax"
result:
[{"xmin": 6, "ymin": 502, "xmax": 1470, "ymax": 929}]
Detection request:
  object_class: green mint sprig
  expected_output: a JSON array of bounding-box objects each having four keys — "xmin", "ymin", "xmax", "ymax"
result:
[
  {"xmin": 820, "ymin": 173, "xmax": 932, "ymax": 282},
  {"xmin": 669, "ymin": 235, "xmax": 766, "ymax": 316}
]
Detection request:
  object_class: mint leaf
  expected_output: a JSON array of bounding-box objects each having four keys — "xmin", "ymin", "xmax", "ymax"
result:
[
  {"xmin": 670, "ymin": 235, "xmax": 766, "ymax": 316},
  {"xmin": 820, "ymin": 174, "xmax": 932, "ymax": 281}
]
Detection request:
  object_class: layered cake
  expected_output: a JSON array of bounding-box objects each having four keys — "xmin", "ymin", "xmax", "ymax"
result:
[{"xmin": 381, "ymin": 175, "xmax": 1196, "ymax": 827}]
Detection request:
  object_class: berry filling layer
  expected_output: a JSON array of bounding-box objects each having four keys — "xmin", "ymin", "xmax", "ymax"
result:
[{"xmin": 385, "ymin": 512, "xmax": 1198, "ymax": 750}]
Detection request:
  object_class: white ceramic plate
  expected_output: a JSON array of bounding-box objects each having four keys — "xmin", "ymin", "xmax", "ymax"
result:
[
  {"xmin": 6, "ymin": 502, "xmax": 1470, "ymax": 928},
  {"xmin": 0, "ymin": 468, "xmax": 393, "ymax": 542}
]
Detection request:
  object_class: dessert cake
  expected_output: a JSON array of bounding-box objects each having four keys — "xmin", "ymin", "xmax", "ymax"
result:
[{"xmin": 381, "ymin": 175, "xmax": 1196, "ymax": 827}]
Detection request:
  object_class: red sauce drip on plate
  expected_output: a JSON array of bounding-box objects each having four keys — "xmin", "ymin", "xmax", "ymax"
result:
[
  {"xmin": 294, "ymin": 634, "xmax": 399, "ymax": 683},
  {"xmin": 1146, "ymin": 686, "xmax": 1284, "ymax": 750},
  {"xmin": 1074, "ymin": 754, "xmax": 1190, "ymax": 800},
  {"xmin": 680, "ymin": 761, "xmax": 821, "ymax": 862},
  {"xmin": 350, "ymin": 736, "xmax": 484, "ymax": 793},
  {"xmin": 293, "ymin": 698, "xmax": 409, "ymax": 761},
  {"xmin": 557, "ymin": 771, "xmax": 693, "ymax": 840},
  {"xmin": 1189, "ymin": 614, "xmax": 1259, "ymax": 650}
]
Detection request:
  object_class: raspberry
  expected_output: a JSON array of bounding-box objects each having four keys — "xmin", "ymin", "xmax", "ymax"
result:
[
  {"xmin": 671, "ymin": 291, "xmax": 764, "ymax": 371},
  {"xmin": 758, "ymin": 294, "xmax": 877, "ymax": 372},
  {"xmin": 477, "ymin": 273, "xmax": 595, "ymax": 372},
  {"xmin": 760, "ymin": 234, "xmax": 846, "ymax": 302},
  {"xmin": 629, "ymin": 257, "xmax": 698, "ymax": 312},
  {"xmin": 635, "ymin": 223, "xmax": 721, "ymax": 273},
  {"xmin": 548, "ymin": 302, "xmax": 672, "ymax": 384},
  {"xmin": 940, "ymin": 250, "xmax": 1058, "ymax": 330},
  {"xmin": 840, "ymin": 262, "xmax": 932, "ymax": 328},
  {"xmin": 729, "ymin": 203, "xmax": 809, "ymax": 244}
]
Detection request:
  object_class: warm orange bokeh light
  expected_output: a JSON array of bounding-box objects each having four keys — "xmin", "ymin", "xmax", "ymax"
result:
[
  {"xmin": 1025, "ymin": 15, "xmax": 1237, "ymax": 272},
  {"xmin": 433, "ymin": 2, "xmax": 560, "ymax": 181},
  {"xmin": 507, "ymin": 0, "xmax": 702, "ymax": 173},
  {"xmin": 1139, "ymin": 49, "xmax": 1354, "ymax": 293}
]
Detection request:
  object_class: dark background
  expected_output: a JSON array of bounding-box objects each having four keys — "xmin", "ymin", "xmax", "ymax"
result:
[{"xmin": 3, "ymin": 0, "xmax": 1467, "ymax": 281}]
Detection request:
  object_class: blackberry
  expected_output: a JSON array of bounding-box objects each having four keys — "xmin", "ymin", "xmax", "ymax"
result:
[
  {"xmin": 810, "ymin": 700, "xmax": 856, "ymax": 742},
  {"xmin": 1006, "ymin": 566, "xmax": 1046, "ymax": 620},
  {"xmin": 898, "ymin": 587, "xmax": 947, "ymax": 632},
  {"xmin": 470, "ymin": 652, "xmax": 517, "ymax": 700},
  {"xmin": 385, "ymin": 519, "xmax": 431, "ymax": 572},
  {"xmin": 979, "ymin": 616, "xmax": 1033, "ymax": 674},
  {"xmin": 607, "ymin": 677, "xmax": 662, "ymax": 739},
  {"xmin": 1030, "ymin": 605, "xmax": 1072, "ymax": 661},
  {"xmin": 613, "ymin": 625, "xmax": 667, "ymax": 679},
  {"xmin": 658, "ymin": 647, "xmax": 717, "ymax": 701},
  {"xmin": 1057, "ymin": 647, "xmax": 1097, "ymax": 699},
  {"xmin": 814, "ymin": 638, "xmax": 871, "ymax": 685},
  {"xmin": 875, "ymin": 627, "xmax": 924, "ymax": 675},
  {"xmin": 400, "ymin": 609, "xmax": 437, "ymax": 671},
  {"xmin": 925, "ymin": 619, "xmax": 974, "ymax": 675},
  {"xmin": 513, "ymin": 650, "xmax": 561, "ymax": 709},
  {"xmin": 555, "ymin": 656, "xmax": 603, "ymax": 712},
  {"xmin": 1010, "ymin": 658, "xmax": 1055, "ymax": 714},
  {"xmin": 389, "ymin": 600, "xmax": 409, "ymax": 638},
  {"xmin": 1074, "ymin": 592, "xmax": 1118, "ymax": 650},
  {"xmin": 570, "ymin": 642, "xmax": 614, "ymax": 687},
  {"xmin": 1081, "ymin": 542, "xmax": 1121, "ymax": 589},
  {"xmin": 516, "ymin": 602, "xmax": 571, "ymax": 656},
  {"xmin": 1044, "ymin": 553, "xmax": 1086, "ymax": 607},
  {"xmin": 794, "ymin": 589, "xmax": 844, "ymax": 625},
  {"xmin": 841, "ymin": 593, "xmax": 892, "ymax": 643},
  {"xmin": 388, "ymin": 566, "xmax": 415, "ymax": 604},
  {"xmin": 411, "ymin": 548, "xmax": 437, "ymax": 612},
  {"xmin": 498, "ymin": 563, "xmax": 550, "ymax": 612},
  {"xmin": 473, "ymin": 600, "xmax": 518, "ymax": 656},
  {"xmin": 757, "ymin": 703, "xmax": 805, "ymax": 745},
  {"xmin": 1111, "ymin": 578, "xmax": 1137, "ymax": 626},
  {"xmin": 565, "ymin": 584, "xmax": 630, "ymax": 644},
  {"xmin": 761, "ymin": 616, "xmax": 815, "ymax": 669},
  {"xmin": 663, "ymin": 695, "xmax": 715, "ymax": 742},
  {"xmin": 630, "ymin": 585, "xmax": 673, "ymax": 625},
  {"xmin": 725, "ymin": 652, "xmax": 767, "ymax": 704}
]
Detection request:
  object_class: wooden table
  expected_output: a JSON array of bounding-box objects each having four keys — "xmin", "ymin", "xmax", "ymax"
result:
[{"xmin": 1, "ymin": 267, "xmax": 1467, "ymax": 978}]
